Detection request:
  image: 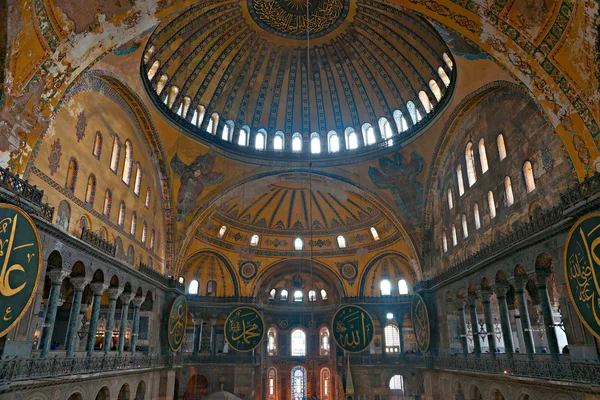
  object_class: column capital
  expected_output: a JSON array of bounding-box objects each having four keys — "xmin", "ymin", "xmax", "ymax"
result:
[
  {"xmin": 70, "ymin": 277, "xmax": 89, "ymax": 291},
  {"xmin": 192, "ymin": 317, "xmax": 203, "ymax": 326},
  {"xmin": 492, "ymin": 283, "xmax": 509, "ymax": 297},
  {"xmin": 466, "ymin": 294, "xmax": 479, "ymax": 307},
  {"xmin": 107, "ymin": 286, "xmax": 123, "ymax": 301},
  {"xmin": 533, "ymin": 270, "xmax": 551, "ymax": 285},
  {"xmin": 512, "ymin": 276, "xmax": 529, "ymax": 291},
  {"xmin": 210, "ymin": 318, "xmax": 218, "ymax": 325},
  {"xmin": 120, "ymin": 292, "xmax": 135, "ymax": 304},
  {"xmin": 453, "ymin": 298, "xmax": 466, "ymax": 310},
  {"xmin": 48, "ymin": 269, "xmax": 68, "ymax": 284},
  {"xmin": 480, "ymin": 289, "xmax": 493, "ymax": 302},
  {"xmin": 132, "ymin": 295, "xmax": 145, "ymax": 308},
  {"xmin": 90, "ymin": 282, "xmax": 108, "ymax": 295}
]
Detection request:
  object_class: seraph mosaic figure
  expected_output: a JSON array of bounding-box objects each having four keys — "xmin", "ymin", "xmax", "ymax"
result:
[{"xmin": 171, "ymin": 150, "xmax": 223, "ymax": 221}]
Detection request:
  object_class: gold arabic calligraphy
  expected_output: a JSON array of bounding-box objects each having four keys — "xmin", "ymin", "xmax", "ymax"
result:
[
  {"xmin": 169, "ymin": 302, "xmax": 186, "ymax": 347},
  {"xmin": 227, "ymin": 309, "xmax": 263, "ymax": 350},
  {"xmin": 253, "ymin": 0, "xmax": 344, "ymax": 36},
  {"xmin": 333, "ymin": 306, "xmax": 373, "ymax": 351},
  {"xmin": 413, "ymin": 298, "xmax": 429, "ymax": 349},
  {"xmin": 0, "ymin": 214, "xmax": 34, "ymax": 298}
]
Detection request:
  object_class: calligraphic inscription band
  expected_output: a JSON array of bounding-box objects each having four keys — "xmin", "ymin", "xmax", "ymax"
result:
[
  {"xmin": 411, "ymin": 292, "xmax": 430, "ymax": 353},
  {"xmin": 564, "ymin": 212, "xmax": 600, "ymax": 340},
  {"xmin": 167, "ymin": 295, "xmax": 188, "ymax": 352},
  {"xmin": 332, "ymin": 305, "xmax": 374, "ymax": 353},
  {"xmin": 224, "ymin": 306, "xmax": 265, "ymax": 352},
  {"xmin": 0, "ymin": 204, "xmax": 42, "ymax": 338}
]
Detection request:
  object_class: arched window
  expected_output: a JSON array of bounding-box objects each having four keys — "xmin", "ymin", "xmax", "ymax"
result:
[
  {"xmin": 465, "ymin": 142, "xmax": 477, "ymax": 186},
  {"xmin": 488, "ymin": 191, "xmax": 496, "ymax": 219},
  {"xmin": 221, "ymin": 120, "xmax": 234, "ymax": 142},
  {"xmin": 206, "ymin": 113, "xmax": 218, "ymax": 135},
  {"xmin": 379, "ymin": 117, "xmax": 393, "ymax": 142},
  {"xmin": 238, "ymin": 125, "xmax": 249, "ymax": 146},
  {"xmin": 320, "ymin": 327, "xmax": 330, "ymax": 355},
  {"xmin": 438, "ymin": 67, "xmax": 451, "ymax": 87},
  {"xmin": 93, "ymin": 131, "xmax": 102, "ymax": 159},
  {"xmin": 429, "ymin": 80, "xmax": 442, "ymax": 101},
  {"xmin": 142, "ymin": 221, "xmax": 148, "ymax": 244},
  {"xmin": 362, "ymin": 123, "xmax": 376, "ymax": 145},
  {"xmin": 268, "ymin": 368, "xmax": 277, "ymax": 399},
  {"xmin": 447, "ymin": 189, "xmax": 454, "ymax": 210},
  {"xmin": 291, "ymin": 366, "xmax": 306, "ymax": 399},
  {"xmin": 206, "ymin": 280, "xmax": 217, "ymax": 295},
  {"xmin": 269, "ymin": 289, "xmax": 277, "ymax": 300},
  {"xmin": 345, "ymin": 127, "xmax": 358, "ymax": 149},
  {"xmin": 250, "ymin": 234, "xmax": 260, "ymax": 247},
  {"xmin": 280, "ymin": 289, "xmax": 289, "ymax": 301},
  {"xmin": 390, "ymin": 375, "xmax": 404, "ymax": 390},
  {"xmin": 504, "ymin": 176, "xmax": 514, "ymax": 206},
  {"xmin": 294, "ymin": 237, "xmax": 303, "ymax": 251},
  {"xmin": 110, "ymin": 135, "xmax": 120, "ymax": 172},
  {"xmin": 385, "ymin": 325, "xmax": 400, "ymax": 353},
  {"xmin": 462, "ymin": 214, "xmax": 468, "ymax": 238},
  {"xmin": 398, "ymin": 279, "xmax": 409, "ymax": 295},
  {"xmin": 274, "ymin": 131, "xmax": 285, "ymax": 151},
  {"xmin": 103, "ymin": 189, "xmax": 112, "ymax": 217},
  {"xmin": 291, "ymin": 330, "xmax": 306, "ymax": 356},
  {"xmin": 452, "ymin": 224, "xmax": 458, "ymax": 246},
  {"xmin": 456, "ymin": 165, "xmax": 465, "ymax": 196},
  {"xmin": 310, "ymin": 132, "xmax": 321, "ymax": 154},
  {"xmin": 406, "ymin": 101, "xmax": 419, "ymax": 125},
  {"xmin": 419, "ymin": 91, "xmax": 432, "ymax": 114},
  {"xmin": 393, "ymin": 110, "xmax": 408, "ymax": 133},
  {"xmin": 370, "ymin": 227, "xmax": 380, "ymax": 241},
  {"xmin": 267, "ymin": 328, "xmax": 277, "ymax": 356},
  {"xmin": 134, "ymin": 163, "xmax": 142, "ymax": 196},
  {"xmin": 321, "ymin": 368, "xmax": 331, "ymax": 399},
  {"xmin": 156, "ymin": 74, "xmax": 168, "ymax": 95},
  {"xmin": 144, "ymin": 45, "xmax": 155, "ymax": 64},
  {"xmin": 380, "ymin": 279, "xmax": 391, "ymax": 296},
  {"xmin": 336, "ymin": 235, "xmax": 347, "ymax": 248},
  {"xmin": 292, "ymin": 133, "xmax": 302, "ymax": 152},
  {"xmin": 328, "ymin": 130, "xmax": 339, "ymax": 153},
  {"xmin": 188, "ymin": 280, "xmax": 199, "ymax": 295},
  {"xmin": 497, "ymin": 134, "xmax": 507, "ymax": 160},
  {"xmin": 255, "ymin": 129, "xmax": 266, "ymax": 150},
  {"xmin": 122, "ymin": 140, "xmax": 133, "ymax": 185},
  {"xmin": 167, "ymin": 86, "xmax": 179, "ymax": 108},
  {"xmin": 442, "ymin": 231, "xmax": 448, "ymax": 253},
  {"xmin": 479, "ymin": 139, "xmax": 489, "ymax": 173},
  {"xmin": 294, "ymin": 290, "xmax": 303, "ymax": 302},
  {"xmin": 118, "ymin": 202, "xmax": 126, "ymax": 227},
  {"xmin": 321, "ymin": 289, "xmax": 328, "ymax": 300},
  {"xmin": 217, "ymin": 225, "xmax": 227, "ymax": 239},
  {"xmin": 145, "ymin": 188, "xmax": 151, "ymax": 208},
  {"xmin": 150, "ymin": 230, "xmax": 156, "ymax": 249},
  {"xmin": 85, "ymin": 174, "xmax": 96, "ymax": 205},
  {"xmin": 66, "ymin": 157, "xmax": 78, "ymax": 191},
  {"xmin": 147, "ymin": 60, "xmax": 160, "ymax": 80},
  {"xmin": 130, "ymin": 212, "xmax": 137, "ymax": 236},
  {"xmin": 308, "ymin": 290, "xmax": 317, "ymax": 301},
  {"xmin": 443, "ymin": 52, "xmax": 453, "ymax": 70},
  {"xmin": 474, "ymin": 203, "xmax": 481, "ymax": 229},
  {"xmin": 192, "ymin": 105, "xmax": 206, "ymax": 128},
  {"xmin": 179, "ymin": 96, "xmax": 191, "ymax": 117},
  {"xmin": 523, "ymin": 161, "xmax": 535, "ymax": 193}
]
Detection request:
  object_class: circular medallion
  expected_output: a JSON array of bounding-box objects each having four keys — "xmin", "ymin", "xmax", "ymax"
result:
[
  {"xmin": 339, "ymin": 262, "xmax": 357, "ymax": 281},
  {"xmin": 247, "ymin": 0, "xmax": 350, "ymax": 39},
  {"xmin": 239, "ymin": 261, "xmax": 258, "ymax": 280},
  {"xmin": 225, "ymin": 306, "xmax": 265, "ymax": 352},
  {"xmin": 167, "ymin": 295, "xmax": 188, "ymax": 352},
  {"xmin": 0, "ymin": 204, "xmax": 42, "ymax": 338},
  {"xmin": 564, "ymin": 212, "xmax": 600, "ymax": 340},
  {"xmin": 278, "ymin": 319, "xmax": 289, "ymax": 329},
  {"xmin": 411, "ymin": 293, "xmax": 431, "ymax": 353},
  {"xmin": 331, "ymin": 305, "xmax": 374, "ymax": 353},
  {"xmin": 308, "ymin": 320, "xmax": 316, "ymax": 329}
]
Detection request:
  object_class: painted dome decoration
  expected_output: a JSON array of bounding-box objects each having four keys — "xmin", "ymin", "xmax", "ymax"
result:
[{"xmin": 142, "ymin": 0, "xmax": 455, "ymax": 162}]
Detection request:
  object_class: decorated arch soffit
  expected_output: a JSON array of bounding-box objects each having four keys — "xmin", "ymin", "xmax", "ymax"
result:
[
  {"xmin": 174, "ymin": 170, "xmax": 421, "ymax": 278},
  {"xmin": 4, "ymin": 0, "xmax": 598, "ymax": 182},
  {"xmin": 24, "ymin": 70, "xmax": 176, "ymax": 271}
]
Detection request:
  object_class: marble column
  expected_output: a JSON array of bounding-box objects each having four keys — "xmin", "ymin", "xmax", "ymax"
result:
[
  {"xmin": 65, "ymin": 277, "xmax": 88, "ymax": 357},
  {"xmin": 494, "ymin": 284, "xmax": 514, "ymax": 359},
  {"xmin": 456, "ymin": 299, "xmax": 469, "ymax": 357},
  {"xmin": 467, "ymin": 295, "xmax": 481, "ymax": 358},
  {"xmin": 535, "ymin": 271, "xmax": 560, "ymax": 362},
  {"xmin": 481, "ymin": 290, "xmax": 497, "ymax": 359},
  {"xmin": 118, "ymin": 293, "xmax": 134, "ymax": 355},
  {"xmin": 40, "ymin": 270, "xmax": 67, "ymax": 358},
  {"xmin": 514, "ymin": 278, "xmax": 535, "ymax": 360},
  {"xmin": 192, "ymin": 318, "xmax": 202, "ymax": 357},
  {"xmin": 130, "ymin": 295, "xmax": 145, "ymax": 357},
  {"xmin": 210, "ymin": 319, "xmax": 217, "ymax": 356},
  {"xmin": 87, "ymin": 283, "xmax": 107, "ymax": 356},
  {"xmin": 103, "ymin": 287, "xmax": 122, "ymax": 354}
]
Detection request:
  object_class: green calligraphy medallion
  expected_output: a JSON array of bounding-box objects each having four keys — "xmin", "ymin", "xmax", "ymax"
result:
[
  {"xmin": 411, "ymin": 293, "xmax": 430, "ymax": 353},
  {"xmin": 167, "ymin": 295, "xmax": 188, "ymax": 352},
  {"xmin": 0, "ymin": 204, "xmax": 42, "ymax": 338},
  {"xmin": 564, "ymin": 212, "xmax": 600, "ymax": 339},
  {"xmin": 332, "ymin": 305, "xmax": 374, "ymax": 353},
  {"xmin": 224, "ymin": 306, "xmax": 265, "ymax": 352}
]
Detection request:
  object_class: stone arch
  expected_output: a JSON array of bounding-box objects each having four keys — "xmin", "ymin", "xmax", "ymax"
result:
[
  {"xmin": 181, "ymin": 250, "xmax": 239, "ymax": 296},
  {"xmin": 91, "ymin": 269, "xmax": 104, "ymax": 284},
  {"xmin": 495, "ymin": 270, "xmax": 508, "ymax": 284},
  {"xmin": 95, "ymin": 386, "xmax": 110, "ymax": 400},
  {"xmin": 359, "ymin": 252, "xmax": 417, "ymax": 296},
  {"xmin": 454, "ymin": 381, "xmax": 465, "ymax": 400},
  {"xmin": 118, "ymin": 383, "xmax": 130, "ymax": 400},
  {"xmin": 534, "ymin": 252, "xmax": 553, "ymax": 271},
  {"xmin": 184, "ymin": 374, "xmax": 209, "ymax": 399},
  {"xmin": 47, "ymin": 250, "xmax": 63, "ymax": 270},
  {"xmin": 67, "ymin": 393, "xmax": 83, "ymax": 400},
  {"xmin": 481, "ymin": 277, "xmax": 491, "ymax": 291},
  {"xmin": 470, "ymin": 384, "xmax": 483, "ymax": 400},
  {"xmin": 490, "ymin": 387, "xmax": 506, "ymax": 400},
  {"xmin": 135, "ymin": 380, "xmax": 146, "ymax": 400}
]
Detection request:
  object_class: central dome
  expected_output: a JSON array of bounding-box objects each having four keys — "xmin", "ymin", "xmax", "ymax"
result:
[
  {"xmin": 142, "ymin": 0, "xmax": 455, "ymax": 163},
  {"xmin": 247, "ymin": 0, "xmax": 350, "ymax": 39}
]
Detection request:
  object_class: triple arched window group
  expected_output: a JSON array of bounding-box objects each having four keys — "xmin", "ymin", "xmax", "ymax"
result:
[
  {"xmin": 442, "ymin": 134, "xmax": 537, "ymax": 253},
  {"xmin": 145, "ymin": 50, "xmax": 453, "ymax": 156},
  {"xmin": 267, "ymin": 366, "xmax": 331, "ymax": 400},
  {"xmin": 266, "ymin": 326, "xmax": 330, "ymax": 357}
]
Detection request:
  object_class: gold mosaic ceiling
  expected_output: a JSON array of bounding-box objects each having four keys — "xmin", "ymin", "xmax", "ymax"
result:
[{"xmin": 143, "ymin": 0, "xmax": 453, "ymax": 149}]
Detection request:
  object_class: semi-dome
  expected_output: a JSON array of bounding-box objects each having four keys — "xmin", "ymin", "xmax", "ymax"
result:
[{"xmin": 142, "ymin": 0, "xmax": 455, "ymax": 162}]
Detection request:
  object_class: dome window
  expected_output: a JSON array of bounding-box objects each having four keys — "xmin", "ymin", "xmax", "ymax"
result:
[
  {"xmin": 362, "ymin": 123, "xmax": 376, "ymax": 146},
  {"xmin": 380, "ymin": 279, "xmax": 391, "ymax": 296},
  {"xmin": 238, "ymin": 126, "xmax": 249, "ymax": 146},
  {"xmin": 274, "ymin": 131, "xmax": 285, "ymax": 151},
  {"xmin": 429, "ymin": 80, "xmax": 442, "ymax": 101},
  {"xmin": 438, "ymin": 67, "xmax": 451, "ymax": 87},
  {"xmin": 269, "ymin": 289, "xmax": 277, "ymax": 299},
  {"xmin": 308, "ymin": 290, "xmax": 316, "ymax": 301},
  {"xmin": 255, "ymin": 129, "xmax": 266, "ymax": 150},
  {"xmin": 250, "ymin": 234, "xmax": 260, "ymax": 247},
  {"xmin": 443, "ymin": 52, "xmax": 453, "ymax": 70},
  {"xmin": 497, "ymin": 134, "xmax": 507, "ymax": 160},
  {"xmin": 328, "ymin": 131, "xmax": 339, "ymax": 153},
  {"xmin": 310, "ymin": 133, "xmax": 321, "ymax": 154},
  {"xmin": 320, "ymin": 289, "xmax": 328, "ymax": 300},
  {"xmin": 294, "ymin": 290, "xmax": 303, "ymax": 302},
  {"xmin": 479, "ymin": 139, "xmax": 489, "ymax": 173},
  {"xmin": 345, "ymin": 127, "xmax": 358, "ymax": 150},
  {"xmin": 370, "ymin": 227, "xmax": 380, "ymax": 241},
  {"xmin": 398, "ymin": 279, "xmax": 409, "ymax": 295},
  {"xmin": 292, "ymin": 133, "xmax": 302, "ymax": 152},
  {"xmin": 280, "ymin": 289, "xmax": 288, "ymax": 301},
  {"xmin": 217, "ymin": 225, "xmax": 227, "ymax": 239},
  {"xmin": 419, "ymin": 91, "xmax": 432, "ymax": 114},
  {"xmin": 336, "ymin": 235, "xmax": 347, "ymax": 248},
  {"xmin": 294, "ymin": 238, "xmax": 303, "ymax": 251}
]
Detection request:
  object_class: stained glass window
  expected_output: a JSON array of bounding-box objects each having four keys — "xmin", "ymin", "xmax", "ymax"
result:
[{"xmin": 291, "ymin": 366, "xmax": 306, "ymax": 400}]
